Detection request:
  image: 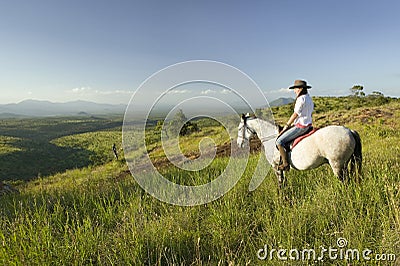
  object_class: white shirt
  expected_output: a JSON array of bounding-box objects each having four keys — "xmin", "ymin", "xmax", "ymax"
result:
[{"xmin": 294, "ymin": 94, "xmax": 314, "ymax": 127}]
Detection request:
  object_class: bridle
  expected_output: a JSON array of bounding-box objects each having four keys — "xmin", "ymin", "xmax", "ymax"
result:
[
  {"xmin": 238, "ymin": 117, "xmax": 257, "ymax": 143},
  {"xmin": 238, "ymin": 116, "xmax": 277, "ymax": 144}
]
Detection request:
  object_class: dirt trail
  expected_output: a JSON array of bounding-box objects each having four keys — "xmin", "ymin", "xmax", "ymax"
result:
[
  {"xmin": 151, "ymin": 138, "xmax": 262, "ymax": 169},
  {"xmin": 117, "ymin": 138, "xmax": 262, "ymax": 179}
]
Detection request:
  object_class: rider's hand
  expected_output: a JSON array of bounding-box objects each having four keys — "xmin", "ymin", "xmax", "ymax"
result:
[{"xmin": 280, "ymin": 125, "xmax": 288, "ymax": 135}]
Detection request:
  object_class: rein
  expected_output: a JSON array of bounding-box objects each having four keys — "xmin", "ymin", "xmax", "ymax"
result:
[{"xmin": 240, "ymin": 117, "xmax": 276, "ymax": 144}]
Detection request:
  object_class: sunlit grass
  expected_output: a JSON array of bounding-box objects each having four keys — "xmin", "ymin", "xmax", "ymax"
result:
[
  {"xmin": 51, "ymin": 129, "xmax": 123, "ymax": 166},
  {"xmin": 0, "ymin": 136, "xmax": 23, "ymax": 155}
]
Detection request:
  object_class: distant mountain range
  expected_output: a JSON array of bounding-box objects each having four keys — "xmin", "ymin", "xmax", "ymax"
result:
[
  {"xmin": 0, "ymin": 98, "xmax": 294, "ymax": 118},
  {"xmin": 269, "ymin": 97, "xmax": 294, "ymax": 107},
  {"xmin": 0, "ymin": 100, "xmax": 126, "ymax": 117}
]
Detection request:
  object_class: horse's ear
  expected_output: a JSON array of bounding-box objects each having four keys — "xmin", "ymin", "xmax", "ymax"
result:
[
  {"xmin": 241, "ymin": 113, "xmax": 246, "ymax": 120},
  {"xmin": 276, "ymin": 123, "xmax": 283, "ymax": 132}
]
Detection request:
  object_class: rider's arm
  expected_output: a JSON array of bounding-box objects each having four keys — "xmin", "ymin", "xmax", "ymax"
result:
[{"xmin": 286, "ymin": 112, "xmax": 298, "ymax": 127}]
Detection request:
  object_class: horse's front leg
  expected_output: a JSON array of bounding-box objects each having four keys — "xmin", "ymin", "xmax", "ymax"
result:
[
  {"xmin": 279, "ymin": 169, "xmax": 286, "ymax": 188},
  {"xmin": 274, "ymin": 168, "xmax": 285, "ymax": 188}
]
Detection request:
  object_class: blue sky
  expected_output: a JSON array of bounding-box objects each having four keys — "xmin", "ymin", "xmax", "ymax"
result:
[{"xmin": 1, "ymin": 0, "xmax": 399, "ymax": 104}]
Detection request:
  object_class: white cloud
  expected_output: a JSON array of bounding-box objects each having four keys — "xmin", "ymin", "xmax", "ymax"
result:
[
  {"xmin": 220, "ymin": 89, "xmax": 231, "ymax": 94},
  {"xmin": 64, "ymin": 87, "xmax": 134, "ymax": 104},
  {"xmin": 201, "ymin": 89, "xmax": 217, "ymax": 94},
  {"xmin": 69, "ymin": 87, "xmax": 132, "ymax": 95},
  {"xmin": 263, "ymin": 87, "xmax": 292, "ymax": 95},
  {"xmin": 167, "ymin": 89, "xmax": 190, "ymax": 94},
  {"xmin": 71, "ymin": 87, "xmax": 92, "ymax": 93},
  {"xmin": 98, "ymin": 89, "xmax": 133, "ymax": 95}
]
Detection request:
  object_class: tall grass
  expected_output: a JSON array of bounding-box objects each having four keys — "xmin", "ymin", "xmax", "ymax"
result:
[
  {"xmin": 2, "ymin": 157, "xmax": 399, "ymax": 264},
  {"xmin": 1, "ymin": 154, "xmax": 398, "ymax": 265}
]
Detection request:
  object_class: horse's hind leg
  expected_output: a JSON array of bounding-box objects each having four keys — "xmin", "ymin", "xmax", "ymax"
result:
[{"xmin": 329, "ymin": 160, "xmax": 348, "ymax": 182}]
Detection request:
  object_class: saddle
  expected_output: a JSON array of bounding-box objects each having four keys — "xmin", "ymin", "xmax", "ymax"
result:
[
  {"xmin": 277, "ymin": 127, "xmax": 319, "ymax": 171},
  {"xmin": 287, "ymin": 127, "xmax": 319, "ymax": 150}
]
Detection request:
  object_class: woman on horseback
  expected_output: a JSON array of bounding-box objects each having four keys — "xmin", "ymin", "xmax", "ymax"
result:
[{"xmin": 276, "ymin": 80, "xmax": 314, "ymax": 171}]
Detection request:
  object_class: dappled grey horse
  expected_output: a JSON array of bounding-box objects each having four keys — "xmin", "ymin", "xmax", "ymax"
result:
[{"xmin": 237, "ymin": 115, "xmax": 362, "ymax": 184}]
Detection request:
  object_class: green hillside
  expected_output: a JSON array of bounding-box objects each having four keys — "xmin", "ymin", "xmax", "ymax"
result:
[
  {"xmin": 0, "ymin": 97, "xmax": 399, "ymax": 265},
  {"xmin": 0, "ymin": 117, "xmax": 121, "ymax": 181}
]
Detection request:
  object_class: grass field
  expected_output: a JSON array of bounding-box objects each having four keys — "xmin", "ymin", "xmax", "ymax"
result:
[
  {"xmin": 0, "ymin": 117, "xmax": 122, "ymax": 181},
  {"xmin": 0, "ymin": 96, "xmax": 399, "ymax": 265}
]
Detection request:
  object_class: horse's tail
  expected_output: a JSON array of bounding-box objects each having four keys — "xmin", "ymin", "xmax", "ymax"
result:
[{"xmin": 350, "ymin": 129, "xmax": 362, "ymax": 176}]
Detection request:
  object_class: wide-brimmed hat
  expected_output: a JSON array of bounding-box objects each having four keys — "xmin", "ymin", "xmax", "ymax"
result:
[{"xmin": 288, "ymin": 80, "xmax": 312, "ymax": 89}]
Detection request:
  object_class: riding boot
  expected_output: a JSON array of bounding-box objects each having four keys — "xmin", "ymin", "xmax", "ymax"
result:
[{"xmin": 277, "ymin": 145, "xmax": 290, "ymax": 171}]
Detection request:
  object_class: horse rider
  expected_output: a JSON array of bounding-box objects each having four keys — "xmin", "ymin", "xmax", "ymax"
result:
[{"xmin": 276, "ymin": 80, "xmax": 314, "ymax": 171}]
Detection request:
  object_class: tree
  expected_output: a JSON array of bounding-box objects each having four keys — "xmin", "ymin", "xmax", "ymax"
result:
[
  {"xmin": 350, "ymin": 85, "xmax": 364, "ymax": 97},
  {"xmin": 168, "ymin": 109, "xmax": 199, "ymax": 136},
  {"xmin": 370, "ymin": 91, "xmax": 384, "ymax": 97},
  {"xmin": 179, "ymin": 121, "xmax": 199, "ymax": 136},
  {"xmin": 168, "ymin": 109, "xmax": 186, "ymax": 136}
]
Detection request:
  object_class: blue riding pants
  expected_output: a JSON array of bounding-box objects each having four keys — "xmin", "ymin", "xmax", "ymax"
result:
[{"xmin": 276, "ymin": 126, "xmax": 311, "ymax": 147}]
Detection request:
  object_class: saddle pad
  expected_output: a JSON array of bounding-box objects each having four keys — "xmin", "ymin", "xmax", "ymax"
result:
[{"xmin": 291, "ymin": 128, "xmax": 319, "ymax": 149}]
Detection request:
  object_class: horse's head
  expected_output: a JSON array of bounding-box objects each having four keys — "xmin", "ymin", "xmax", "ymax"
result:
[
  {"xmin": 237, "ymin": 115, "xmax": 286, "ymax": 186},
  {"xmin": 237, "ymin": 113, "xmax": 256, "ymax": 148}
]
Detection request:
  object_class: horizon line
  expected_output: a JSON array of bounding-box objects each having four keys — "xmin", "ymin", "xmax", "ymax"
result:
[{"xmin": 2, "ymin": 94, "xmax": 398, "ymax": 106}]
